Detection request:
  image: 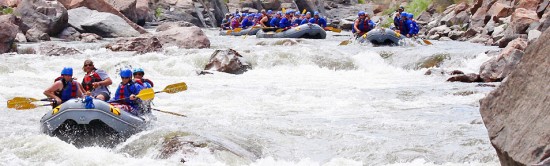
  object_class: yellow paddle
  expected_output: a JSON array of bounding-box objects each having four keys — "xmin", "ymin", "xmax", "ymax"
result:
[
  {"xmin": 7, "ymin": 97, "xmax": 50, "ymax": 109},
  {"xmin": 13, "ymin": 102, "xmax": 51, "ymax": 110},
  {"xmin": 423, "ymin": 39, "xmax": 432, "ymax": 45},
  {"xmin": 243, "ymin": 26, "xmax": 260, "ymax": 39},
  {"xmin": 302, "ymin": 9, "xmax": 306, "ymax": 14},
  {"xmin": 134, "ymin": 82, "xmax": 188, "ymax": 101},
  {"xmin": 226, "ymin": 28, "xmax": 242, "ymax": 35},
  {"xmin": 325, "ymin": 27, "xmax": 342, "ymax": 33}
]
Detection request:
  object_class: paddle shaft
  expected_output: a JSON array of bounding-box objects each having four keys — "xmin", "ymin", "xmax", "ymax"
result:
[{"xmin": 152, "ymin": 108, "xmax": 187, "ymax": 117}]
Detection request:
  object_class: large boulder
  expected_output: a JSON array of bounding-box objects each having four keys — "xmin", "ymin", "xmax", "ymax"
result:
[
  {"xmin": 204, "ymin": 49, "xmax": 251, "ymax": 74},
  {"xmin": 155, "ymin": 21, "xmax": 194, "ymax": 32},
  {"xmin": 295, "ymin": 0, "xmax": 325, "ymax": 16},
  {"xmin": 508, "ymin": 8, "xmax": 540, "ymax": 34},
  {"xmin": 0, "ymin": 0, "xmax": 21, "ymax": 7},
  {"xmin": 479, "ymin": 27, "xmax": 550, "ymax": 166},
  {"xmin": 68, "ymin": 7, "xmax": 140, "ymax": 38},
  {"xmin": 39, "ymin": 42, "xmax": 81, "ymax": 56},
  {"xmin": 260, "ymin": 0, "xmax": 280, "ymax": 10},
  {"xmin": 58, "ymin": 26, "xmax": 80, "ymax": 41},
  {"xmin": 479, "ymin": 38, "xmax": 528, "ymax": 82},
  {"xmin": 135, "ymin": 0, "xmax": 151, "ymax": 25},
  {"xmin": 155, "ymin": 26, "xmax": 210, "ymax": 49},
  {"xmin": 57, "ymin": 0, "xmax": 147, "ymax": 34},
  {"xmin": 105, "ymin": 0, "xmax": 137, "ymax": 23},
  {"xmin": 0, "ymin": 15, "xmax": 19, "ymax": 53},
  {"xmin": 14, "ymin": 0, "xmax": 68, "ymax": 36},
  {"xmin": 516, "ymin": 0, "xmax": 541, "ymax": 11},
  {"xmin": 106, "ymin": 36, "xmax": 162, "ymax": 54},
  {"xmin": 486, "ymin": 2, "xmax": 513, "ymax": 22}
]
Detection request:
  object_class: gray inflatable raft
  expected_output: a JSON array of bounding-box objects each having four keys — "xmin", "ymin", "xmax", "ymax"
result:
[
  {"xmin": 220, "ymin": 27, "xmax": 261, "ymax": 36},
  {"xmin": 256, "ymin": 24, "xmax": 327, "ymax": 39},
  {"xmin": 40, "ymin": 98, "xmax": 153, "ymax": 147},
  {"xmin": 358, "ymin": 28, "xmax": 405, "ymax": 45}
]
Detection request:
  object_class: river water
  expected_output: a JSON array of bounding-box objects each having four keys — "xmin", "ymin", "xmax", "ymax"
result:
[{"xmin": 0, "ymin": 29, "xmax": 501, "ymax": 165}]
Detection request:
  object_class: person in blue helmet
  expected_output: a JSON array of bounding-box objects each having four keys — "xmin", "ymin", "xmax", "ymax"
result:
[
  {"xmin": 352, "ymin": 11, "xmax": 375, "ymax": 36},
  {"xmin": 308, "ymin": 11, "xmax": 327, "ymax": 28},
  {"xmin": 44, "ymin": 67, "xmax": 85, "ymax": 107},
  {"xmin": 133, "ymin": 68, "xmax": 154, "ymax": 88},
  {"xmin": 408, "ymin": 13, "xmax": 419, "ymax": 37},
  {"xmin": 301, "ymin": 12, "xmax": 312, "ymax": 25},
  {"xmin": 240, "ymin": 14, "xmax": 255, "ymax": 29},
  {"xmin": 279, "ymin": 11, "xmax": 293, "ymax": 29},
  {"xmin": 397, "ymin": 12, "xmax": 410, "ymax": 36},
  {"xmin": 393, "ymin": 6, "xmax": 404, "ymax": 30},
  {"xmin": 292, "ymin": 11, "xmax": 302, "ymax": 26},
  {"xmin": 260, "ymin": 10, "xmax": 273, "ymax": 27},
  {"xmin": 221, "ymin": 13, "xmax": 232, "ymax": 30},
  {"xmin": 269, "ymin": 11, "xmax": 282, "ymax": 28},
  {"xmin": 109, "ymin": 69, "xmax": 144, "ymax": 115},
  {"xmin": 231, "ymin": 14, "xmax": 241, "ymax": 29}
]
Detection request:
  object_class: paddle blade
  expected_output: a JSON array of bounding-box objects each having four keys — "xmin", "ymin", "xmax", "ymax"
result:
[
  {"xmin": 162, "ymin": 82, "xmax": 188, "ymax": 94},
  {"xmin": 423, "ymin": 39, "xmax": 433, "ymax": 45},
  {"xmin": 226, "ymin": 30, "xmax": 232, "ymax": 35},
  {"xmin": 14, "ymin": 103, "xmax": 50, "ymax": 110},
  {"xmin": 136, "ymin": 88, "xmax": 155, "ymax": 100},
  {"xmin": 275, "ymin": 29, "xmax": 284, "ymax": 33},
  {"xmin": 7, "ymin": 97, "xmax": 46, "ymax": 108},
  {"xmin": 331, "ymin": 28, "xmax": 342, "ymax": 33},
  {"xmin": 339, "ymin": 40, "xmax": 351, "ymax": 46},
  {"xmin": 302, "ymin": 9, "xmax": 306, "ymax": 14},
  {"xmin": 233, "ymin": 28, "xmax": 242, "ymax": 33}
]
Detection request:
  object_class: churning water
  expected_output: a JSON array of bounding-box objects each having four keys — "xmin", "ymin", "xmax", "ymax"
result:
[{"xmin": 0, "ymin": 29, "xmax": 501, "ymax": 165}]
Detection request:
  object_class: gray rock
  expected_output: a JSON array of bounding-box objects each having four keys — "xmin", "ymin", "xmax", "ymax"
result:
[
  {"xmin": 492, "ymin": 24, "xmax": 506, "ymax": 39},
  {"xmin": 528, "ymin": 29, "xmax": 542, "ymax": 41},
  {"xmin": 155, "ymin": 26, "xmax": 210, "ymax": 49},
  {"xmin": 446, "ymin": 73, "xmax": 481, "ymax": 82},
  {"xmin": 25, "ymin": 27, "xmax": 50, "ymax": 42},
  {"xmin": 0, "ymin": 18, "xmax": 19, "ymax": 53},
  {"xmin": 58, "ymin": 27, "xmax": 80, "ymax": 41},
  {"xmin": 156, "ymin": 21, "xmax": 195, "ymax": 32},
  {"xmin": 68, "ymin": 7, "xmax": 140, "ymax": 38},
  {"xmin": 106, "ymin": 36, "xmax": 162, "ymax": 54},
  {"xmin": 15, "ymin": 0, "xmax": 68, "ymax": 36},
  {"xmin": 106, "ymin": 0, "xmax": 137, "ymax": 23},
  {"xmin": 39, "ymin": 42, "xmax": 81, "ymax": 56},
  {"xmin": 479, "ymin": 38, "xmax": 528, "ymax": 82},
  {"xmin": 448, "ymin": 30, "xmax": 464, "ymax": 40},
  {"xmin": 204, "ymin": 49, "xmax": 251, "ymax": 74},
  {"xmin": 439, "ymin": 37, "xmax": 452, "ymax": 41},
  {"xmin": 80, "ymin": 33, "xmax": 102, "ymax": 43},
  {"xmin": 15, "ymin": 33, "xmax": 27, "ymax": 43},
  {"xmin": 479, "ymin": 27, "xmax": 550, "ymax": 166}
]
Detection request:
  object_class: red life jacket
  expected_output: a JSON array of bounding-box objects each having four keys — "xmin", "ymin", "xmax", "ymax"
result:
[
  {"xmin": 82, "ymin": 71, "xmax": 102, "ymax": 91},
  {"xmin": 54, "ymin": 76, "xmax": 77, "ymax": 102}
]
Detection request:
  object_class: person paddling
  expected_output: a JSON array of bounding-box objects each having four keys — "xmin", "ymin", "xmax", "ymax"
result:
[
  {"xmin": 308, "ymin": 11, "xmax": 327, "ymax": 28},
  {"xmin": 278, "ymin": 11, "xmax": 293, "ymax": 30},
  {"xmin": 352, "ymin": 11, "xmax": 375, "ymax": 37},
  {"xmin": 109, "ymin": 69, "xmax": 144, "ymax": 115},
  {"xmin": 81, "ymin": 60, "xmax": 112, "ymax": 101},
  {"xmin": 44, "ymin": 67, "xmax": 84, "ymax": 107},
  {"xmin": 133, "ymin": 68, "xmax": 154, "ymax": 88}
]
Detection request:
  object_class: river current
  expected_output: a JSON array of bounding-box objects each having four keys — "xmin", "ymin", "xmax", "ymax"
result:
[{"xmin": 0, "ymin": 29, "xmax": 501, "ymax": 165}]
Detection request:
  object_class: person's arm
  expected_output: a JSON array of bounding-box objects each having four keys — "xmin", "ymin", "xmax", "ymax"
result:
[
  {"xmin": 44, "ymin": 81, "xmax": 62, "ymax": 103},
  {"xmin": 354, "ymin": 19, "xmax": 361, "ymax": 33},
  {"xmin": 76, "ymin": 82, "xmax": 84, "ymax": 98}
]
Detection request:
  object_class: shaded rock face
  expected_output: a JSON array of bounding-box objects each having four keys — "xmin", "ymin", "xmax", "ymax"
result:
[
  {"xmin": 479, "ymin": 38, "xmax": 528, "ymax": 82},
  {"xmin": 480, "ymin": 27, "xmax": 550, "ymax": 166},
  {"xmin": 0, "ymin": 16, "xmax": 19, "ymax": 53},
  {"xmin": 57, "ymin": 0, "xmax": 147, "ymax": 34},
  {"xmin": 68, "ymin": 7, "xmax": 140, "ymax": 38},
  {"xmin": 105, "ymin": 37, "xmax": 162, "ymax": 54},
  {"xmin": 105, "ymin": 0, "xmax": 137, "ymax": 23},
  {"xmin": 155, "ymin": 26, "xmax": 210, "ymax": 49},
  {"xmin": 446, "ymin": 73, "xmax": 482, "ymax": 82},
  {"xmin": 204, "ymin": 49, "xmax": 251, "ymax": 74},
  {"xmin": 15, "ymin": 0, "xmax": 68, "ymax": 36},
  {"xmin": 39, "ymin": 42, "xmax": 81, "ymax": 56},
  {"xmin": 80, "ymin": 33, "xmax": 102, "ymax": 42}
]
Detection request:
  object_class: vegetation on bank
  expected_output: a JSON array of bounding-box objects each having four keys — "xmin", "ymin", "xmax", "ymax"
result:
[{"xmin": 1, "ymin": 7, "xmax": 14, "ymax": 15}]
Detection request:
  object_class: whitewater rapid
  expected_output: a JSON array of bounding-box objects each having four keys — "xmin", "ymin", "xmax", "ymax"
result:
[{"xmin": 0, "ymin": 29, "xmax": 501, "ymax": 165}]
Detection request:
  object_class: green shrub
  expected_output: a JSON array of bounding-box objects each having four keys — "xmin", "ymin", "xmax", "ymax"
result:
[
  {"xmin": 1, "ymin": 7, "xmax": 14, "ymax": 15},
  {"xmin": 155, "ymin": 7, "xmax": 162, "ymax": 18},
  {"xmin": 358, "ymin": 0, "xmax": 366, "ymax": 4},
  {"xmin": 405, "ymin": 0, "xmax": 432, "ymax": 18}
]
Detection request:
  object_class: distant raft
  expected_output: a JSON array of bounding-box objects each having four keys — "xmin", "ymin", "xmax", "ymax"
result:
[
  {"xmin": 220, "ymin": 27, "xmax": 261, "ymax": 36},
  {"xmin": 256, "ymin": 24, "xmax": 327, "ymax": 39},
  {"xmin": 357, "ymin": 28, "xmax": 405, "ymax": 45}
]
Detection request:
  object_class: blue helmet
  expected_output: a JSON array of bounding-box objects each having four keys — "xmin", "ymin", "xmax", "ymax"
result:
[
  {"xmin": 120, "ymin": 69, "xmax": 132, "ymax": 78},
  {"xmin": 407, "ymin": 13, "xmax": 414, "ymax": 19},
  {"xmin": 133, "ymin": 68, "xmax": 144, "ymax": 74},
  {"xmin": 401, "ymin": 12, "xmax": 408, "ymax": 18},
  {"xmin": 306, "ymin": 12, "xmax": 311, "ymax": 15},
  {"xmin": 285, "ymin": 10, "xmax": 292, "ymax": 14},
  {"xmin": 267, "ymin": 10, "xmax": 273, "ymax": 14},
  {"xmin": 61, "ymin": 67, "xmax": 73, "ymax": 75},
  {"xmin": 276, "ymin": 11, "xmax": 282, "ymax": 15},
  {"xmin": 314, "ymin": 11, "xmax": 319, "ymax": 16},
  {"xmin": 358, "ymin": 11, "xmax": 365, "ymax": 16},
  {"xmin": 295, "ymin": 11, "xmax": 301, "ymax": 15}
]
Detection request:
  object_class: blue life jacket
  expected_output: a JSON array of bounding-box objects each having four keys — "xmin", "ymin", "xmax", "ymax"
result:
[
  {"xmin": 393, "ymin": 16, "xmax": 401, "ymax": 30},
  {"xmin": 352, "ymin": 18, "xmax": 373, "ymax": 33},
  {"xmin": 309, "ymin": 18, "xmax": 327, "ymax": 27},
  {"xmin": 270, "ymin": 17, "xmax": 281, "ymax": 27},
  {"xmin": 398, "ymin": 19, "xmax": 410, "ymax": 35},
  {"xmin": 292, "ymin": 18, "xmax": 302, "ymax": 26},
  {"xmin": 241, "ymin": 18, "xmax": 254, "ymax": 28},
  {"xmin": 279, "ymin": 17, "xmax": 292, "ymax": 29},
  {"xmin": 411, "ymin": 20, "xmax": 419, "ymax": 35},
  {"xmin": 113, "ymin": 81, "xmax": 143, "ymax": 109},
  {"xmin": 300, "ymin": 18, "xmax": 310, "ymax": 25},
  {"xmin": 54, "ymin": 77, "xmax": 77, "ymax": 103}
]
